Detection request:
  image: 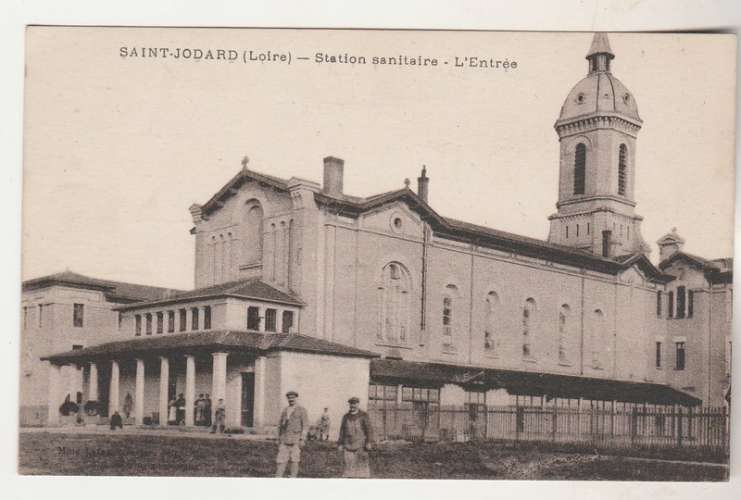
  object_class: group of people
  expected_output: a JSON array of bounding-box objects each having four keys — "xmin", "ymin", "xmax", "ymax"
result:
[
  {"xmin": 166, "ymin": 393, "xmax": 226, "ymax": 433},
  {"xmin": 276, "ymin": 391, "xmax": 375, "ymax": 479}
]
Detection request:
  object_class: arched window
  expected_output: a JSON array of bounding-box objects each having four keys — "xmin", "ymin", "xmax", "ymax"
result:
[
  {"xmin": 377, "ymin": 262, "xmax": 411, "ymax": 344},
  {"xmin": 442, "ymin": 284, "xmax": 458, "ymax": 347},
  {"xmin": 242, "ymin": 201, "xmax": 264, "ymax": 265},
  {"xmin": 522, "ymin": 298, "xmax": 537, "ymax": 358},
  {"xmin": 558, "ymin": 304, "xmax": 571, "ymax": 364},
  {"xmin": 591, "ymin": 309, "xmax": 605, "ymax": 368},
  {"xmin": 484, "ymin": 291, "xmax": 500, "ymax": 352},
  {"xmin": 573, "ymin": 143, "xmax": 586, "ymax": 195},
  {"xmin": 618, "ymin": 144, "xmax": 627, "ymax": 196}
]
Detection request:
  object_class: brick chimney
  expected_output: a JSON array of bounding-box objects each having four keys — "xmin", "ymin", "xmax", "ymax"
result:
[
  {"xmin": 323, "ymin": 156, "xmax": 344, "ymax": 197},
  {"xmin": 417, "ymin": 166, "xmax": 429, "ymax": 203}
]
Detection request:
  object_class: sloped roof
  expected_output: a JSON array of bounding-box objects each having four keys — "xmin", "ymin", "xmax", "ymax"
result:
[
  {"xmin": 198, "ymin": 164, "xmax": 670, "ymax": 281},
  {"xmin": 115, "ymin": 278, "xmax": 303, "ymax": 311},
  {"xmin": 586, "ymin": 33, "xmax": 614, "ymax": 58},
  {"xmin": 659, "ymin": 252, "xmax": 733, "ymax": 285},
  {"xmin": 371, "ymin": 359, "xmax": 701, "ymax": 406},
  {"xmin": 42, "ymin": 330, "xmax": 379, "ymax": 362},
  {"xmin": 22, "ymin": 271, "xmax": 182, "ymax": 303}
]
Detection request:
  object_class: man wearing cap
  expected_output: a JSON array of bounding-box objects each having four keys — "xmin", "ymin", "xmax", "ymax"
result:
[
  {"xmin": 337, "ymin": 396, "xmax": 375, "ymax": 478},
  {"xmin": 275, "ymin": 390, "xmax": 309, "ymax": 478}
]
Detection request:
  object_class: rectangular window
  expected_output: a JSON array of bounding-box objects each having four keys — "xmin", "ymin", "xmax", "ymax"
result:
[
  {"xmin": 179, "ymin": 308, "xmax": 187, "ymax": 331},
  {"xmin": 135, "ymin": 314, "xmax": 142, "ymax": 336},
  {"xmin": 204, "ymin": 306, "xmax": 212, "ymax": 330},
  {"xmin": 587, "ymin": 223, "xmax": 590, "ymax": 235},
  {"xmin": 565, "ymin": 226, "xmax": 569, "ymax": 239},
  {"xmin": 247, "ymin": 306, "xmax": 260, "ymax": 331},
  {"xmin": 656, "ymin": 291, "xmax": 662, "ymax": 317},
  {"xmin": 675, "ymin": 342, "xmax": 686, "ymax": 370},
  {"xmin": 601, "ymin": 231, "xmax": 611, "ymax": 258},
  {"xmin": 727, "ymin": 340, "xmax": 732, "ymax": 376},
  {"xmin": 167, "ymin": 311, "xmax": 175, "ymax": 333},
  {"xmin": 72, "ymin": 344, "xmax": 83, "ymax": 350},
  {"xmin": 118, "ymin": 312, "xmax": 123, "ymax": 330},
  {"xmin": 655, "ymin": 341, "xmax": 662, "ymax": 368},
  {"xmin": 23, "ymin": 306, "xmax": 28, "ymax": 329},
  {"xmin": 576, "ymin": 224, "xmax": 580, "ymax": 237},
  {"xmin": 73, "ymin": 303, "xmax": 84, "ymax": 328},
  {"xmin": 676, "ymin": 286, "xmax": 686, "ymax": 319},
  {"xmin": 687, "ymin": 290, "xmax": 694, "ymax": 318},
  {"xmin": 145, "ymin": 313, "xmax": 152, "ymax": 335},
  {"xmin": 156, "ymin": 311, "xmax": 163, "ymax": 334},
  {"xmin": 38, "ymin": 304, "xmax": 44, "ymax": 327},
  {"xmin": 191, "ymin": 308, "xmax": 199, "ymax": 330},
  {"xmin": 282, "ymin": 310, "xmax": 294, "ymax": 333},
  {"xmin": 265, "ymin": 308, "xmax": 277, "ymax": 332},
  {"xmin": 668, "ymin": 291, "xmax": 674, "ymax": 318},
  {"xmin": 442, "ymin": 297, "xmax": 452, "ymax": 337}
]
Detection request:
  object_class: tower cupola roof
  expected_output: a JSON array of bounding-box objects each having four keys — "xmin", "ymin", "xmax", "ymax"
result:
[{"xmin": 556, "ymin": 33, "xmax": 642, "ymax": 125}]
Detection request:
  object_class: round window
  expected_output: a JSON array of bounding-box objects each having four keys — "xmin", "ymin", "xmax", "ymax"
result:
[
  {"xmin": 393, "ymin": 217, "xmax": 402, "ymax": 230},
  {"xmin": 576, "ymin": 93, "xmax": 585, "ymax": 104}
]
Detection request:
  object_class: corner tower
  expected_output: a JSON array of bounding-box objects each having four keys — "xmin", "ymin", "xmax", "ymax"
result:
[{"xmin": 548, "ymin": 33, "xmax": 650, "ymax": 258}]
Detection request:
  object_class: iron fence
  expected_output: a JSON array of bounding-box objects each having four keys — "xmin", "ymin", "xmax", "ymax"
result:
[{"xmin": 368, "ymin": 403, "xmax": 730, "ymax": 454}]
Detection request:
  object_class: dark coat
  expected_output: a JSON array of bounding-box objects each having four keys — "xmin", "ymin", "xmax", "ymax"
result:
[{"xmin": 338, "ymin": 410, "xmax": 374, "ymax": 451}]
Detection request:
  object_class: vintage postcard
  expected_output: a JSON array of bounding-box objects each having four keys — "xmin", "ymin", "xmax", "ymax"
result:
[{"xmin": 19, "ymin": 27, "xmax": 735, "ymax": 481}]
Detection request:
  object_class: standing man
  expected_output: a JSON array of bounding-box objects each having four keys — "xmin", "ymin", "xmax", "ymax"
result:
[
  {"xmin": 211, "ymin": 398, "xmax": 226, "ymax": 434},
  {"xmin": 275, "ymin": 390, "xmax": 309, "ymax": 478},
  {"xmin": 337, "ymin": 397, "xmax": 375, "ymax": 478}
]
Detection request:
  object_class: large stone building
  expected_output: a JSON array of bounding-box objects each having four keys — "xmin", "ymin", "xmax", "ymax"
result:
[{"xmin": 31, "ymin": 34, "xmax": 732, "ymax": 434}]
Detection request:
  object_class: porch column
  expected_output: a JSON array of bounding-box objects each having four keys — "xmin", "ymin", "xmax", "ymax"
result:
[
  {"xmin": 211, "ymin": 352, "xmax": 229, "ymax": 422},
  {"xmin": 159, "ymin": 356, "xmax": 169, "ymax": 426},
  {"xmin": 276, "ymin": 310, "xmax": 283, "ymax": 335},
  {"xmin": 135, "ymin": 358, "xmax": 145, "ymax": 425},
  {"xmin": 253, "ymin": 356, "xmax": 266, "ymax": 430},
  {"xmin": 185, "ymin": 355, "xmax": 195, "ymax": 426},
  {"xmin": 47, "ymin": 363, "xmax": 62, "ymax": 426},
  {"xmin": 88, "ymin": 362, "xmax": 99, "ymax": 401},
  {"xmin": 109, "ymin": 360, "xmax": 120, "ymax": 413},
  {"xmin": 68, "ymin": 364, "xmax": 82, "ymax": 402}
]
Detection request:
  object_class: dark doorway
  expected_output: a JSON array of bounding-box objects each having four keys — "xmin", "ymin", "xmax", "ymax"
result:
[{"xmin": 241, "ymin": 372, "xmax": 255, "ymax": 427}]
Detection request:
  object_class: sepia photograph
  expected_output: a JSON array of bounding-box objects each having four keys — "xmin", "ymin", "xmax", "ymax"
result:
[{"xmin": 17, "ymin": 25, "xmax": 736, "ymax": 485}]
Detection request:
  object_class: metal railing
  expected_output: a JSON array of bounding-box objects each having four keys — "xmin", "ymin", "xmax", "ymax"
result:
[{"xmin": 368, "ymin": 403, "xmax": 730, "ymax": 454}]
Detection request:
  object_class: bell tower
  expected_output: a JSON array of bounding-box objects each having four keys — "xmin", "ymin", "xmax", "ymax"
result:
[{"xmin": 547, "ymin": 33, "xmax": 650, "ymax": 258}]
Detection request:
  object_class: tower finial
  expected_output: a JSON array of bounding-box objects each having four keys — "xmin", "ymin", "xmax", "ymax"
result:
[
  {"xmin": 241, "ymin": 156, "xmax": 250, "ymax": 170},
  {"xmin": 586, "ymin": 33, "xmax": 615, "ymax": 73}
]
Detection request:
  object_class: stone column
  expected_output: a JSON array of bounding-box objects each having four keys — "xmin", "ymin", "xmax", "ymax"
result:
[
  {"xmin": 135, "ymin": 358, "xmax": 145, "ymax": 425},
  {"xmin": 253, "ymin": 356, "xmax": 266, "ymax": 430},
  {"xmin": 109, "ymin": 360, "xmax": 120, "ymax": 413},
  {"xmin": 159, "ymin": 356, "xmax": 169, "ymax": 426},
  {"xmin": 88, "ymin": 363, "xmax": 99, "ymax": 401},
  {"xmin": 211, "ymin": 352, "xmax": 229, "ymax": 423},
  {"xmin": 47, "ymin": 363, "xmax": 62, "ymax": 426},
  {"xmin": 185, "ymin": 355, "xmax": 195, "ymax": 426},
  {"xmin": 276, "ymin": 309, "xmax": 284, "ymax": 334}
]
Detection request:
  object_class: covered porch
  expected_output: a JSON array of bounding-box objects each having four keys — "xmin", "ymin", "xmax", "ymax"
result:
[{"xmin": 43, "ymin": 330, "xmax": 378, "ymax": 435}]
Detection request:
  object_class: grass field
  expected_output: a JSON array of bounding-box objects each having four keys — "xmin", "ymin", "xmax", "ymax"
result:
[{"xmin": 18, "ymin": 431, "xmax": 728, "ymax": 481}]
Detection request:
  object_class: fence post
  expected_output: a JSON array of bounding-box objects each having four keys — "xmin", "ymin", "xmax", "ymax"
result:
[
  {"xmin": 721, "ymin": 406, "xmax": 727, "ymax": 453},
  {"xmin": 677, "ymin": 406, "xmax": 683, "ymax": 447},
  {"xmin": 630, "ymin": 406, "xmax": 637, "ymax": 446},
  {"xmin": 552, "ymin": 399, "xmax": 557, "ymax": 442},
  {"xmin": 687, "ymin": 406, "xmax": 693, "ymax": 443},
  {"xmin": 610, "ymin": 400, "xmax": 616, "ymax": 439}
]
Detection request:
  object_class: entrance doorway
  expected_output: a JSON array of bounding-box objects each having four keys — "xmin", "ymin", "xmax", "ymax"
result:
[{"xmin": 241, "ymin": 372, "xmax": 255, "ymax": 427}]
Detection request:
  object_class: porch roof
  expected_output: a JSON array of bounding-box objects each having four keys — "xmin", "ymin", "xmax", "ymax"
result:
[
  {"xmin": 370, "ymin": 359, "xmax": 702, "ymax": 407},
  {"xmin": 42, "ymin": 330, "xmax": 380, "ymax": 363}
]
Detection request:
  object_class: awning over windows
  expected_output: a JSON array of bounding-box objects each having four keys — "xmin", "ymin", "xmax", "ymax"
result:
[{"xmin": 371, "ymin": 358, "xmax": 701, "ymax": 407}]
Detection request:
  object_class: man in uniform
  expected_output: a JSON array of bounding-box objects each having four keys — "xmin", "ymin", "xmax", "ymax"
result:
[
  {"xmin": 275, "ymin": 390, "xmax": 309, "ymax": 478},
  {"xmin": 337, "ymin": 396, "xmax": 375, "ymax": 478}
]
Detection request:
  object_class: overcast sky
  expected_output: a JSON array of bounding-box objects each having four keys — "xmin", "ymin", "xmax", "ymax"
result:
[{"xmin": 22, "ymin": 28, "xmax": 736, "ymax": 289}]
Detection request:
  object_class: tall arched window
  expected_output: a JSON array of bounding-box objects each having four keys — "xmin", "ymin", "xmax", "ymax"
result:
[
  {"xmin": 442, "ymin": 284, "xmax": 458, "ymax": 347},
  {"xmin": 243, "ymin": 201, "xmax": 264, "ymax": 265},
  {"xmin": 618, "ymin": 144, "xmax": 627, "ymax": 196},
  {"xmin": 287, "ymin": 219, "xmax": 295, "ymax": 290},
  {"xmin": 484, "ymin": 291, "xmax": 500, "ymax": 353},
  {"xmin": 522, "ymin": 298, "xmax": 537, "ymax": 358},
  {"xmin": 377, "ymin": 262, "xmax": 411, "ymax": 344},
  {"xmin": 558, "ymin": 304, "xmax": 571, "ymax": 364},
  {"xmin": 591, "ymin": 309, "xmax": 605, "ymax": 368},
  {"xmin": 573, "ymin": 143, "xmax": 586, "ymax": 195}
]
